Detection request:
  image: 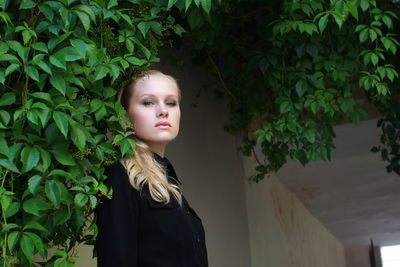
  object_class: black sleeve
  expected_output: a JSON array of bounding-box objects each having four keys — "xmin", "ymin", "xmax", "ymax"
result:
[{"xmin": 95, "ymin": 162, "xmax": 139, "ymax": 267}]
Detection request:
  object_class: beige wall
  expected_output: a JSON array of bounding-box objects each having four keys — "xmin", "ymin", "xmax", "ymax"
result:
[
  {"xmin": 344, "ymin": 245, "xmax": 382, "ymax": 267},
  {"xmin": 241, "ymin": 153, "xmax": 346, "ymax": 267}
]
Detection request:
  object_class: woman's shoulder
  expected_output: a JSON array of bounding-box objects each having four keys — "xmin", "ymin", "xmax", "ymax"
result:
[{"xmin": 103, "ymin": 160, "xmax": 130, "ymax": 188}]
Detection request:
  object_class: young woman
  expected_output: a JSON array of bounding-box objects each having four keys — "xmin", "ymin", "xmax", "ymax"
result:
[{"xmin": 95, "ymin": 70, "xmax": 208, "ymax": 267}]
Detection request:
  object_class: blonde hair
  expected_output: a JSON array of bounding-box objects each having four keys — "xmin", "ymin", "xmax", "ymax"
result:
[{"xmin": 117, "ymin": 70, "xmax": 182, "ymax": 205}]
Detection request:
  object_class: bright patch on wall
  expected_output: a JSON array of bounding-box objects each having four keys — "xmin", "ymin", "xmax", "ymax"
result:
[{"xmin": 381, "ymin": 245, "xmax": 400, "ymax": 267}]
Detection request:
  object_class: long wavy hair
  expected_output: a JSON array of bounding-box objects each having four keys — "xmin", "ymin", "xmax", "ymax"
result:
[{"xmin": 117, "ymin": 70, "xmax": 182, "ymax": 205}]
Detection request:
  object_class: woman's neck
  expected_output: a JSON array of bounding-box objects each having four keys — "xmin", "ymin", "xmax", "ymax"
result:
[{"xmin": 147, "ymin": 142, "xmax": 166, "ymax": 158}]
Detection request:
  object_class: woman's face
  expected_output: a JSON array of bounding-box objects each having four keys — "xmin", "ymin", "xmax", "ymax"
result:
[{"xmin": 128, "ymin": 74, "xmax": 181, "ymax": 149}]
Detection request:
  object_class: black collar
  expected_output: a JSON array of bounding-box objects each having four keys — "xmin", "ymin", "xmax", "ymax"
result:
[{"xmin": 152, "ymin": 152, "xmax": 182, "ymax": 185}]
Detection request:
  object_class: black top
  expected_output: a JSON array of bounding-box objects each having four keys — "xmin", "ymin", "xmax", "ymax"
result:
[{"xmin": 95, "ymin": 153, "xmax": 208, "ymax": 267}]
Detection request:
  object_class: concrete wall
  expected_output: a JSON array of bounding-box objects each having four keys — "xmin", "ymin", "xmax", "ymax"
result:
[
  {"xmin": 241, "ymin": 153, "xmax": 346, "ymax": 267},
  {"xmin": 344, "ymin": 245, "xmax": 382, "ymax": 267}
]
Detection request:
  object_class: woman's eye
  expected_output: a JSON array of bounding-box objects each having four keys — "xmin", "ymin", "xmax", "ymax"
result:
[
  {"xmin": 142, "ymin": 100, "xmax": 154, "ymax": 106},
  {"xmin": 166, "ymin": 101, "xmax": 177, "ymax": 106}
]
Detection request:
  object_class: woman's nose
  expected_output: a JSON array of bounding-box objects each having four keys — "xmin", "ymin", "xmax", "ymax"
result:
[{"xmin": 157, "ymin": 104, "xmax": 168, "ymax": 117}]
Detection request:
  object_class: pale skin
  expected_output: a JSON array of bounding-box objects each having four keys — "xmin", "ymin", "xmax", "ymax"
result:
[{"xmin": 127, "ymin": 73, "xmax": 181, "ymax": 158}]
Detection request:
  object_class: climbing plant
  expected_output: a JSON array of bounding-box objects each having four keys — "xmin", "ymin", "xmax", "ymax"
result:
[
  {"xmin": 0, "ymin": 0, "xmax": 212, "ymax": 265},
  {"xmin": 183, "ymin": 0, "xmax": 400, "ymax": 181}
]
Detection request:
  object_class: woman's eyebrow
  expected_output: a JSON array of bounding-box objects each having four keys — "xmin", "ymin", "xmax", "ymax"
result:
[{"xmin": 140, "ymin": 94, "xmax": 178, "ymax": 98}]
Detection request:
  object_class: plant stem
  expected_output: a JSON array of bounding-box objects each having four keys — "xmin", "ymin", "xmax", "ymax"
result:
[
  {"xmin": 1, "ymin": 170, "xmax": 9, "ymax": 267},
  {"xmin": 1, "ymin": 170, "xmax": 8, "ymax": 188},
  {"xmin": 206, "ymin": 50, "xmax": 238, "ymax": 100}
]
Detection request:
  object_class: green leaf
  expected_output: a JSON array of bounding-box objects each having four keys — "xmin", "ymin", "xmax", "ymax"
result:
[
  {"xmin": 38, "ymin": 146, "xmax": 51, "ymax": 170},
  {"xmin": 295, "ymin": 80, "xmax": 307, "ymax": 97},
  {"xmin": 7, "ymin": 231, "xmax": 21, "ymax": 253},
  {"xmin": 0, "ymin": 42, "xmax": 9, "ymax": 54},
  {"xmin": 185, "ymin": 0, "xmax": 192, "ymax": 11},
  {"xmin": 48, "ymin": 32, "xmax": 72, "ymax": 52},
  {"xmin": 73, "ymin": 10, "xmax": 90, "ymax": 31},
  {"xmin": 45, "ymin": 180, "xmax": 60, "ymax": 207},
  {"xmin": 57, "ymin": 46, "xmax": 83, "ymax": 62},
  {"xmin": 5, "ymin": 202, "xmax": 20, "ymax": 218},
  {"xmin": 71, "ymin": 124, "xmax": 86, "ymax": 151},
  {"xmin": 126, "ymin": 56, "xmax": 146, "ymax": 66},
  {"xmin": 108, "ymin": 0, "xmax": 118, "ymax": 9},
  {"xmin": 360, "ymin": 0, "xmax": 369, "ymax": 11},
  {"xmin": 89, "ymin": 195, "xmax": 97, "ymax": 209},
  {"xmin": 70, "ymin": 39, "xmax": 87, "ymax": 57},
  {"xmin": 73, "ymin": 4, "xmax": 96, "ymax": 22},
  {"xmin": 53, "ymin": 208, "xmax": 72, "ymax": 226},
  {"xmin": 0, "ymin": 138, "xmax": 9, "ymax": 156},
  {"xmin": 28, "ymin": 175, "xmax": 42, "ymax": 195},
  {"xmin": 38, "ymin": 4, "xmax": 54, "ymax": 21},
  {"xmin": 0, "ymin": 72, "xmax": 5, "ymax": 84},
  {"xmin": 23, "ymin": 197, "xmax": 51, "ymax": 216},
  {"xmin": 94, "ymin": 65, "xmax": 109, "ymax": 81},
  {"xmin": 48, "ymin": 169, "xmax": 73, "ymax": 179},
  {"xmin": 345, "ymin": 1, "xmax": 358, "ymax": 20},
  {"xmin": 25, "ymin": 65, "xmax": 39, "ymax": 81},
  {"xmin": 21, "ymin": 233, "xmax": 35, "ymax": 262},
  {"xmin": 39, "ymin": 109, "xmax": 52, "ymax": 128},
  {"xmin": 0, "ymin": 194, "xmax": 13, "ymax": 213},
  {"xmin": 50, "ymin": 73, "xmax": 67, "ymax": 96},
  {"xmin": 371, "ymin": 53, "xmax": 379, "ymax": 66},
  {"xmin": 168, "ymin": 0, "xmax": 178, "ymax": 9},
  {"xmin": 20, "ymin": 146, "xmax": 40, "ymax": 172},
  {"xmin": 304, "ymin": 129, "xmax": 316, "ymax": 143},
  {"xmin": 0, "ymin": 93, "xmax": 16, "ymax": 107},
  {"xmin": 53, "ymin": 111, "xmax": 69, "ymax": 138},
  {"xmin": 90, "ymin": 98, "xmax": 103, "ymax": 112},
  {"xmin": 149, "ymin": 21, "xmax": 162, "ymax": 36},
  {"xmin": 5, "ymin": 63, "xmax": 20, "ymax": 76},
  {"xmin": 31, "ymin": 92, "xmax": 53, "ymax": 104},
  {"xmin": 2, "ymin": 223, "xmax": 19, "ymax": 232},
  {"xmin": 51, "ymin": 149, "xmax": 76, "ymax": 166},
  {"xmin": 0, "ymin": 11, "xmax": 11, "ymax": 24},
  {"xmin": 24, "ymin": 232, "xmax": 46, "ymax": 258},
  {"xmin": 23, "ymin": 221, "xmax": 47, "ymax": 232},
  {"xmin": 0, "ymin": 110, "xmax": 10, "ymax": 126},
  {"xmin": 138, "ymin": 22, "xmax": 150, "ymax": 38},
  {"xmin": 27, "ymin": 109, "xmax": 39, "ymax": 125},
  {"xmin": 32, "ymin": 42, "xmax": 48, "ymax": 53},
  {"xmin": 95, "ymin": 105, "xmax": 107, "ymax": 121},
  {"xmin": 50, "ymin": 53, "xmax": 66, "ymax": 70},
  {"xmin": 173, "ymin": 24, "xmax": 186, "ymax": 36},
  {"xmin": 74, "ymin": 193, "xmax": 88, "ymax": 207},
  {"xmin": 318, "ymin": 14, "xmax": 329, "ymax": 33},
  {"xmin": 19, "ymin": 0, "xmax": 36, "ymax": 9},
  {"xmin": 0, "ymin": 53, "xmax": 19, "ymax": 63},
  {"xmin": 22, "ymin": 29, "xmax": 34, "ymax": 45},
  {"xmin": 279, "ymin": 101, "xmax": 291, "ymax": 114},
  {"xmin": 382, "ymin": 15, "xmax": 392, "ymax": 29},
  {"xmin": 9, "ymin": 143, "xmax": 22, "ymax": 162},
  {"xmin": 332, "ymin": 12, "xmax": 344, "ymax": 28},
  {"xmin": 35, "ymin": 61, "xmax": 52, "ymax": 75},
  {"xmin": 201, "ymin": 0, "xmax": 211, "ymax": 15},
  {"xmin": 359, "ymin": 28, "xmax": 368, "ymax": 43}
]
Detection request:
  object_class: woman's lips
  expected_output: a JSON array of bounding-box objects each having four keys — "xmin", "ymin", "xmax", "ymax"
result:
[{"xmin": 155, "ymin": 122, "xmax": 171, "ymax": 128}]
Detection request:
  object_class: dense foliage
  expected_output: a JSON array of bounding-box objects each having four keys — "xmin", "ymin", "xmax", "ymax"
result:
[
  {"xmin": 0, "ymin": 0, "xmax": 208, "ymax": 265},
  {"xmin": 184, "ymin": 0, "xmax": 400, "ymax": 181}
]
